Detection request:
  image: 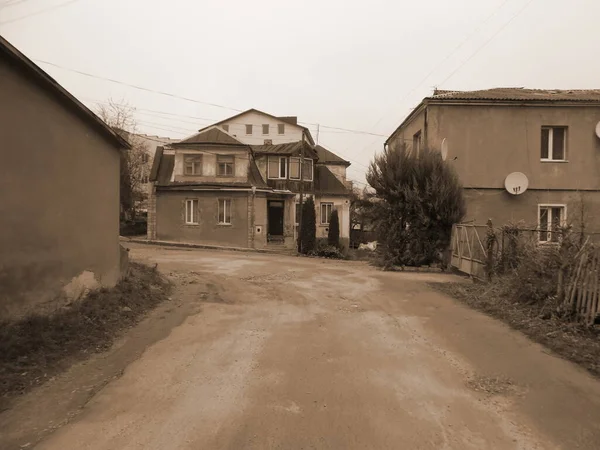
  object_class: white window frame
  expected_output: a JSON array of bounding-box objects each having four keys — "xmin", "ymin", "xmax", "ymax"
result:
[
  {"xmin": 262, "ymin": 124, "xmax": 269, "ymax": 135},
  {"xmin": 538, "ymin": 204, "xmax": 566, "ymax": 243},
  {"xmin": 541, "ymin": 126, "xmax": 567, "ymax": 162},
  {"xmin": 218, "ymin": 199, "xmax": 232, "ymax": 225},
  {"xmin": 320, "ymin": 202, "xmax": 333, "ymax": 225},
  {"xmin": 185, "ymin": 199, "xmax": 199, "ymax": 225},
  {"xmin": 268, "ymin": 156, "xmax": 288, "ymax": 179},
  {"xmin": 245, "ymin": 124, "xmax": 253, "ymax": 135},
  {"xmin": 183, "ymin": 154, "xmax": 202, "ymax": 176},
  {"xmin": 217, "ymin": 154, "xmax": 235, "ymax": 177},
  {"xmin": 278, "ymin": 123, "xmax": 285, "ymax": 135}
]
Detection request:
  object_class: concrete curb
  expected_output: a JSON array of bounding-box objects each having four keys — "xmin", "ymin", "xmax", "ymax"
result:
[{"xmin": 121, "ymin": 237, "xmax": 298, "ymax": 256}]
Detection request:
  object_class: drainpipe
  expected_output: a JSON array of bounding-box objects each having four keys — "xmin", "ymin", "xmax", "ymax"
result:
[{"xmin": 298, "ymin": 132, "xmax": 305, "ymax": 253}]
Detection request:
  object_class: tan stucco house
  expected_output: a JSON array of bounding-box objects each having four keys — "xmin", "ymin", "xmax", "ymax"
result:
[
  {"xmin": 0, "ymin": 35, "xmax": 130, "ymax": 318},
  {"xmin": 147, "ymin": 109, "xmax": 352, "ymax": 249},
  {"xmin": 386, "ymin": 88, "xmax": 600, "ymax": 241}
]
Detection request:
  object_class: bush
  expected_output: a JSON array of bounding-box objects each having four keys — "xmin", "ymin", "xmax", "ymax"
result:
[
  {"xmin": 366, "ymin": 144, "xmax": 465, "ymax": 268},
  {"xmin": 299, "ymin": 197, "xmax": 316, "ymax": 254},
  {"xmin": 310, "ymin": 240, "xmax": 345, "ymax": 259},
  {"xmin": 328, "ymin": 210, "xmax": 340, "ymax": 247}
]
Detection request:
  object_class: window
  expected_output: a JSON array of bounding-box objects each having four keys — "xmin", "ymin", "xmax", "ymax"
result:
[
  {"xmin": 218, "ymin": 199, "xmax": 232, "ymax": 224},
  {"xmin": 278, "ymin": 123, "xmax": 285, "ymax": 135},
  {"xmin": 184, "ymin": 155, "xmax": 202, "ymax": 175},
  {"xmin": 302, "ymin": 159, "xmax": 313, "ymax": 181},
  {"xmin": 245, "ymin": 124, "xmax": 253, "ymax": 135},
  {"xmin": 321, "ymin": 202, "xmax": 333, "ymax": 225},
  {"xmin": 222, "ymin": 124, "xmax": 229, "ymax": 132},
  {"xmin": 268, "ymin": 156, "xmax": 287, "ymax": 179},
  {"xmin": 142, "ymin": 153, "xmax": 149, "ymax": 163},
  {"xmin": 217, "ymin": 155, "xmax": 235, "ymax": 176},
  {"xmin": 541, "ymin": 127, "xmax": 566, "ymax": 161},
  {"xmin": 262, "ymin": 124, "xmax": 269, "ymax": 135},
  {"xmin": 413, "ymin": 131, "xmax": 421, "ymax": 156},
  {"xmin": 539, "ymin": 205, "xmax": 566, "ymax": 243},
  {"xmin": 289, "ymin": 157, "xmax": 301, "ymax": 180},
  {"xmin": 185, "ymin": 199, "xmax": 199, "ymax": 225}
]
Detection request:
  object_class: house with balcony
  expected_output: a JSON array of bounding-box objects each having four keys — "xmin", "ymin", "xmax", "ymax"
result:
[
  {"xmin": 386, "ymin": 88, "xmax": 600, "ymax": 242},
  {"xmin": 148, "ymin": 109, "xmax": 352, "ymax": 249}
]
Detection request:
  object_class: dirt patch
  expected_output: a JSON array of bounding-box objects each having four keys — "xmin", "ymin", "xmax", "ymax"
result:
[
  {"xmin": 0, "ymin": 262, "xmax": 171, "ymax": 411},
  {"xmin": 466, "ymin": 375, "xmax": 516, "ymax": 396},
  {"xmin": 431, "ymin": 281, "xmax": 600, "ymax": 378}
]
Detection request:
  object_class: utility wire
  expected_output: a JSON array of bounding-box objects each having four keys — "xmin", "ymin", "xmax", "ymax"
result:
[
  {"xmin": 366, "ymin": 0, "xmax": 515, "ymax": 133},
  {"xmin": 34, "ymin": 59, "xmax": 245, "ymax": 112},
  {"xmin": 437, "ymin": 0, "xmax": 536, "ymax": 87},
  {"xmin": 0, "ymin": 0, "xmax": 83, "ymax": 24}
]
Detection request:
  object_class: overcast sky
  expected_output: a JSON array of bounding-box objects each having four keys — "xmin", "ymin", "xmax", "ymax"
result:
[{"xmin": 2, "ymin": 0, "xmax": 599, "ymax": 186}]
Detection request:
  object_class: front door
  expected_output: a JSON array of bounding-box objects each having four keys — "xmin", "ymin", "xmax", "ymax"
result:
[{"xmin": 267, "ymin": 200, "xmax": 284, "ymax": 237}]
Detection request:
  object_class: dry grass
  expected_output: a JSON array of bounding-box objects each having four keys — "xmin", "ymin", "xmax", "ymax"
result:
[
  {"xmin": 0, "ymin": 262, "xmax": 171, "ymax": 410},
  {"xmin": 430, "ymin": 281, "xmax": 600, "ymax": 378}
]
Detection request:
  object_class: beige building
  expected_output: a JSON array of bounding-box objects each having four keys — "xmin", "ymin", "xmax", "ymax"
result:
[
  {"xmin": 148, "ymin": 109, "xmax": 352, "ymax": 249},
  {"xmin": 386, "ymin": 88, "xmax": 600, "ymax": 241},
  {"xmin": 0, "ymin": 36, "xmax": 130, "ymax": 318}
]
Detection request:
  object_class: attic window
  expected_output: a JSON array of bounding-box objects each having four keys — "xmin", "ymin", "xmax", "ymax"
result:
[
  {"xmin": 268, "ymin": 156, "xmax": 287, "ymax": 179},
  {"xmin": 217, "ymin": 155, "xmax": 234, "ymax": 176},
  {"xmin": 262, "ymin": 124, "xmax": 269, "ymax": 135},
  {"xmin": 184, "ymin": 155, "xmax": 202, "ymax": 175},
  {"xmin": 278, "ymin": 123, "xmax": 285, "ymax": 135},
  {"xmin": 245, "ymin": 124, "xmax": 253, "ymax": 135}
]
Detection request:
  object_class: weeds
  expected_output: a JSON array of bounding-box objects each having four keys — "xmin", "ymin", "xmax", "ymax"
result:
[{"xmin": 0, "ymin": 262, "xmax": 171, "ymax": 409}]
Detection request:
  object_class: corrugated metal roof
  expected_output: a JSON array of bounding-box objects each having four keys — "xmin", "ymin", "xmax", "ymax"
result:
[
  {"xmin": 176, "ymin": 127, "xmax": 245, "ymax": 146},
  {"xmin": 428, "ymin": 88, "xmax": 600, "ymax": 102},
  {"xmin": 251, "ymin": 141, "xmax": 318, "ymax": 159},
  {"xmin": 314, "ymin": 166, "xmax": 350, "ymax": 196},
  {"xmin": 315, "ymin": 145, "xmax": 350, "ymax": 166}
]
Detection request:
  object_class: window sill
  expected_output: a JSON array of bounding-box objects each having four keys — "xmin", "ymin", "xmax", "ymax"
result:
[
  {"xmin": 217, "ymin": 223, "xmax": 232, "ymax": 226},
  {"xmin": 184, "ymin": 223, "xmax": 199, "ymax": 226},
  {"xmin": 540, "ymin": 159, "xmax": 568, "ymax": 163},
  {"xmin": 319, "ymin": 224, "xmax": 330, "ymax": 227}
]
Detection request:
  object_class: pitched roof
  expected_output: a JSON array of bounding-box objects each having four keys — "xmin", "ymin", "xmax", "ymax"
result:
[
  {"xmin": 198, "ymin": 108, "xmax": 315, "ymax": 145},
  {"xmin": 251, "ymin": 140, "xmax": 319, "ymax": 159},
  {"xmin": 428, "ymin": 88, "xmax": 600, "ymax": 102},
  {"xmin": 314, "ymin": 166, "xmax": 350, "ymax": 196},
  {"xmin": 315, "ymin": 145, "xmax": 350, "ymax": 166},
  {"xmin": 0, "ymin": 35, "xmax": 130, "ymax": 150},
  {"xmin": 175, "ymin": 126, "xmax": 246, "ymax": 146}
]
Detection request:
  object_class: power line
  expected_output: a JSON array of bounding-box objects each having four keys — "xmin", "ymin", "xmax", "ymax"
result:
[
  {"xmin": 34, "ymin": 59, "xmax": 244, "ymax": 112},
  {"xmin": 0, "ymin": 0, "xmax": 83, "ymax": 24},
  {"xmin": 366, "ymin": 0, "xmax": 515, "ymax": 134},
  {"xmin": 438, "ymin": 0, "xmax": 536, "ymax": 87}
]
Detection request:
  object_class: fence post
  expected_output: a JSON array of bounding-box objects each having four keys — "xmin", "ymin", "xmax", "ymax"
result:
[{"xmin": 485, "ymin": 219, "xmax": 494, "ymax": 281}]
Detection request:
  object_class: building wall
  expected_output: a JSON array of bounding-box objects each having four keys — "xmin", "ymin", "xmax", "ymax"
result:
[
  {"xmin": 155, "ymin": 190, "xmax": 249, "ymax": 247},
  {"xmin": 426, "ymin": 104, "xmax": 600, "ymax": 189},
  {"xmin": 389, "ymin": 107, "xmax": 427, "ymax": 152},
  {"xmin": 250, "ymin": 193, "xmax": 268, "ymax": 248},
  {"xmin": 315, "ymin": 196, "xmax": 351, "ymax": 247},
  {"xmin": 324, "ymin": 164, "xmax": 348, "ymax": 186},
  {"xmin": 172, "ymin": 147, "xmax": 249, "ymax": 183},
  {"xmin": 463, "ymin": 189, "xmax": 600, "ymax": 233},
  {"xmin": 220, "ymin": 111, "xmax": 304, "ymax": 145},
  {"xmin": 0, "ymin": 57, "xmax": 121, "ymax": 319}
]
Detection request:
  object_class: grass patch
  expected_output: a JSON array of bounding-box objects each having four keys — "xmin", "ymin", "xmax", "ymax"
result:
[
  {"xmin": 431, "ymin": 281, "xmax": 600, "ymax": 378},
  {"xmin": 0, "ymin": 262, "xmax": 171, "ymax": 410}
]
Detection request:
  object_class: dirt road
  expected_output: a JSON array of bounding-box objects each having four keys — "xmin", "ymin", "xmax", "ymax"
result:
[{"xmin": 32, "ymin": 245, "xmax": 600, "ymax": 449}]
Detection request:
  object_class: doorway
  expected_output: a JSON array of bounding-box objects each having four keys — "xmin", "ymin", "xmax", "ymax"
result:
[{"xmin": 267, "ymin": 200, "xmax": 284, "ymax": 240}]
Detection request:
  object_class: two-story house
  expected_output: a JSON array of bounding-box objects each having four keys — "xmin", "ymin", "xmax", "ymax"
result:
[
  {"xmin": 147, "ymin": 109, "xmax": 352, "ymax": 249},
  {"xmin": 386, "ymin": 88, "xmax": 600, "ymax": 241}
]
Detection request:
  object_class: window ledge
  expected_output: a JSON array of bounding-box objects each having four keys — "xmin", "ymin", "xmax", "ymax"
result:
[
  {"xmin": 184, "ymin": 223, "xmax": 199, "ymax": 227},
  {"xmin": 540, "ymin": 159, "xmax": 569, "ymax": 163},
  {"xmin": 217, "ymin": 223, "xmax": 232, "ymax": 226}
]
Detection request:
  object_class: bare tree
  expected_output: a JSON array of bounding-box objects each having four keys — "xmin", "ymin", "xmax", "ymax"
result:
[{"xmin": 97, "ymin": 99, "xmax": 150, "ymax": 220}]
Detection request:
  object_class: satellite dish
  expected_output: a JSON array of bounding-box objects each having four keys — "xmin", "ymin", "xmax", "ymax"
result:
[
  {"xmin": 504, "ymin": 172, "xmax": 529, "ymax": 195},
  {"xmin": 595, "ymin": 121, "xmax": 600, "ymax": 139},
  {"xmin": 441, "ymin": 138, "xmax": 448, "ymax": 161}
]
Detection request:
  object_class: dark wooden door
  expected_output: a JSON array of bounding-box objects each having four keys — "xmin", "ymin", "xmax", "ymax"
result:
[{"xmin": 268, "ymin": 201, "xmax": 284, "ymax": 236}]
